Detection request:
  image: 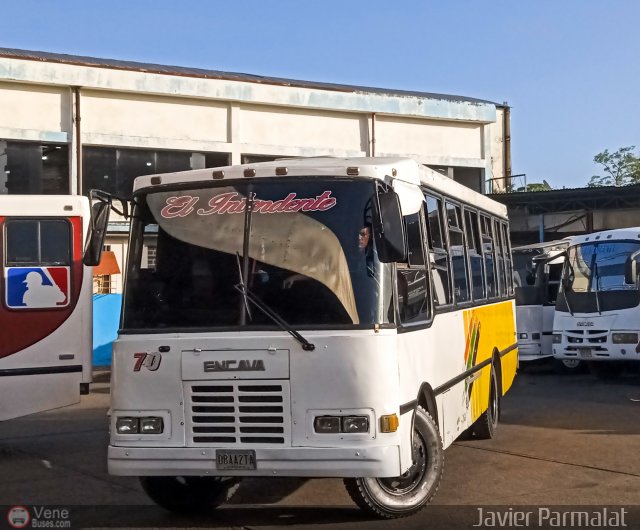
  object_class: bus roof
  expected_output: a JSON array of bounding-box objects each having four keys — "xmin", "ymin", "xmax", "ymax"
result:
[
  {"xmin": 133, "ymin": 157, "xmax": 507, "ymax": 218},
  {"xmin": 570, "ymin": 227, "xmax": 640, "ymax": 246},
  {"xmin": 0, "ymin": 195, "xmax": 89, "ymax": 217},
  {"xmin": 513, "ymin": 238, "xmax": 572, "ymax": 253}
]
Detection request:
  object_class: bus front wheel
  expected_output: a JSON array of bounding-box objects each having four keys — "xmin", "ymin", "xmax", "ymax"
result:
[
  {"xmin": 139, "ymin": 476, "xmax": 240, "ymax": 514},
  {"xmin": 344, "ymin": 406, "xmax": 444, "ymax": 519}
]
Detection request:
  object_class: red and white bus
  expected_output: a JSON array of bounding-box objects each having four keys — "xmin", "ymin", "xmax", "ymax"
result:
[{"xmin": 0, "ymin": 195, "xmax": 93, "ymax": 421}]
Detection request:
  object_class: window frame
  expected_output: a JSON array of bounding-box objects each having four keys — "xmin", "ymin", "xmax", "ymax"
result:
[
  {"xmin": 395, "ymin": 205, "xmax": 434, "ymax": 330},
  {"xmin": 423, "ymin": 191, "xmax": 454, "ymax": 311},
  {"xmin": 4, "ymin": 218, "xmax": 72, "ymax": 267}
]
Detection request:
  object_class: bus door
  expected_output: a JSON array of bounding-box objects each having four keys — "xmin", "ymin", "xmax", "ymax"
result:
[{"xmin": 0, "ymin": 208, "xmax": 92, "ymax": 421}]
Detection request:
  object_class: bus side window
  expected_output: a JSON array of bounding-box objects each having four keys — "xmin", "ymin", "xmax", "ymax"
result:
[
  {"xmin": 396, "ymin": 211, "xmax": 430, "ymax": 325},
  {"xmin": 546, "ymin": 262, "xmax": 563, "ymax": 304},
  {"xmin": 424, "ymin": 194, "xmax": 452, "ymax": 307},
  {"xmin": 6, "ymin": 219, "xmax": 70, "ymax": 266},
  {"xmin": 501, "ymin": 222, "xmax": 514, "ymax": 296},
  {"xmin": 480, "ymin": 215, "xmax": 497, "ymax": 298},
  {"xmin": 446, "ymin": 201, "xmax": 470, "ymax": 304},
  {"xmin": 493, "ymin": 218, "xmax": 507, "ymax": 297},
  {"xmin": 464, "ymin": 209, "xmax": 486, "ymax": 301}
]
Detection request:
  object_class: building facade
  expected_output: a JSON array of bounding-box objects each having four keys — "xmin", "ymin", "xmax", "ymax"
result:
[{"xmin": 0, "ymin": 48, "xmax": 511, "ymax": 291}]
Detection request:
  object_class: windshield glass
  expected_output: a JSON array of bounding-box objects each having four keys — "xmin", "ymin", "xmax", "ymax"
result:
[
  {"xmin": 564, "ymin": 241, "xmax": 640, "ymax": 292},
  {"xmin": 556, "ymin": 240, "xmax": 640, "ymax": 313},
  {"xmin": 122, "ymin": 178, "xmax": 393, "ymax": 331}
]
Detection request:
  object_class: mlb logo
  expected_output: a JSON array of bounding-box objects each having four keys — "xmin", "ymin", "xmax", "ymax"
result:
[{"xmin": 5, "ymin": 267, "xmax": 70, "ymax": 309}]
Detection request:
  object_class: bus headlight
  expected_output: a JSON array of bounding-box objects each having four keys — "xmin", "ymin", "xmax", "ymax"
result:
[
  {"xmin": 116, "ymin": 416, "xmax": 164, "ymax": 434},
  {"xmin": 140, "ymin": 417, "xmax": 164, "ymax": 434},
  {"xmin": 314, "ymin": 415, "xmax": 370, "ymax": 434},
  {"xmin": 342, "ymin": 416, "xmax": 369, "ymax": 433},
  {"xmin": 116, "ymin": 417, "xmax": 139, "ymax": 434},
  {"xmin": 612, "ymin": 333, "xmax": 639, "ymax": 344},
  {"xmin": 552, "ymin": 334, "xmax": 562, "ymax": 344},
  {"xmin": 314, "ymin": 416, "xmax": 341, "ymax": 433},
  {"xmin": 518, "ymin": 333, "xmax": 528, "ymax": 340}
]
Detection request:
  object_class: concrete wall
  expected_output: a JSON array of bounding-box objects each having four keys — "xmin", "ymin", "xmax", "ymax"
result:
[{"xmin": 0, "ymin": 51, "xmax": 510, "ymax": 291}]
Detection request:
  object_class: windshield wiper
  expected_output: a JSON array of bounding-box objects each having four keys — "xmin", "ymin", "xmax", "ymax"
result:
[
  {"xmin": 593, "ymin": 261, "xmax": 602, "ymax": 315},
  {"xmin": 233, "ymin": 283, "xmax": 316, "ymax": 351},
  {"xmin": 235, "ymin": 252, "xmax": 252, "ymax": 321}
]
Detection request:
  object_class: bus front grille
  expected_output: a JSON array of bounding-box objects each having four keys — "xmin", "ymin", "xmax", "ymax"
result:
[{"xmin": 185, "ymin": 381, "xmax": 291, "ymax": 446}]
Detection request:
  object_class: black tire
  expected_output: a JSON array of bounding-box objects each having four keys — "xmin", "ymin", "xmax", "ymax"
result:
[
  {"xmin": 343, "ymin": 406, "xmax": 443, "ymax": 519},
  {"xmin": 472, "ymin": 367, "xmax": 500, "ymax": 439},
  {"xmin": 139, "ymin": 476, "xmax": 240, "ymax": 514},
  {"xmin": 553, "ymin": 358, "xmax": 583, "ymax": 374},
  {"xmin": 588, "ymin": 361, "xmax": 625, "ymax": 380}
]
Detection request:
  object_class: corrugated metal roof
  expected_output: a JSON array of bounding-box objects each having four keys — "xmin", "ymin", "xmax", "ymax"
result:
[
  {"xmin": 0, "ymin": 47, "xmax": 497, "ymax": 106},
  {"xmin": 489, "ymin": 183, "xmax": 640, "ymax": 214}
]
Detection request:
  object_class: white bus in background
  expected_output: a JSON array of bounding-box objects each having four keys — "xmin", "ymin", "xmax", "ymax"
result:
[
  {"xmin": 0, "ymin": 195, "xmax": 93, "ymax": 421},
  {"xmin": 512, "ymin": 239, "xmax": 581, "ymax": 371},
  {"xmin": 86, "ymin": 157, "xmax": 518, "ymax": 519},
  {"xmin": 553, "ymin": 227, "xmax": 640, "ymax": 378}
]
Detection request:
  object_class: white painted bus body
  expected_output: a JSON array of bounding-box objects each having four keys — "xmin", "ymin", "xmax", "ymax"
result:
[
  {"xmin": 553, "ymin": 228, "xmax": 640, "ymax": 364},
  {"xmin": 0, "ymin": 195, "xmax": 93, "ymax": 421},
  {"xmin": 513, "ymin": 240, "xmax": 570, "ymax": 362},
  {"xmin": 107, "ymin": 158, "xmax": 517, "ymax": 483}
]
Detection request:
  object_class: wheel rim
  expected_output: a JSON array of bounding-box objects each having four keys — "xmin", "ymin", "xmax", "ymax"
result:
[
  {"xmin": 489, "ymin": 378, "xmax": 498, "ymax": 426},
  {"xmin": 377, "ymin": 428, "xmax": 428, "ymax": 495},
  {"xmin": 562, "ymin": 359, "xmax": 580, "ymax": 369}
]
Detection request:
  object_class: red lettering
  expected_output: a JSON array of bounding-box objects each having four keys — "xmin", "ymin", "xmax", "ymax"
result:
[
  {"xmin": 168, "ymin": 191, "xmax": 337, "ymax": 217},
  {"xmin": 161, "ymin": 196, "xmax": 199, "ymax": 218},
  {"xmin": 197, "ymin": 193, "xmax": 236, "ymax": 215}
]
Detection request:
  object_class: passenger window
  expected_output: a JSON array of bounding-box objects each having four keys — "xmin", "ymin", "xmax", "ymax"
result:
[
  {"xmin": 446, "ymin": 202, "xmax": 470, "ymax": 304},
  {"xmin": 397, "ymin": 211, "xmax": 431, "ymax": 325},
  {"xmin": 465, "ymin": 209, "xmax": 486, "ymax": 301},
  {"xmin": 424, "ymin": 194, "xmax": 452, "ymax": 306},
  {"xmin": 481, "ymin": 215, "xmax": 497, "ymax": 298},
  {"xmin": 5, "ymin": 219, "xmax": 70, "ymax": 266},
  {"xmin": 494, "ymin": 219, "xmax": 507, "ymax": 297},
  {"xmin": 501, "ymin": 222, "xmax": 514, "ymax": 296}
]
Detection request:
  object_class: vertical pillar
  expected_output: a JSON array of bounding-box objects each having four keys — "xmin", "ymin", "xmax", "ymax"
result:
[
  {"xmin": 539, "ymin": 214, "xmax": 545, "ymax": 242},
  {"xmin": 228, "ymin": 103, "xmax": 241, "ymax": 164}
]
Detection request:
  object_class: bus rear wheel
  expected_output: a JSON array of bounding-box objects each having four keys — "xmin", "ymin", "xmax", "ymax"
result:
[
  {"xmin": 472, "ymin": 367, "xmax": 500, "ymax": 439},
  {"xmin": 344, "ymin": 406, "xmax": 443, "ymax": 519},
  {"xmin": 139, "ymin": 476, "xmax": 240, "ymax": 514}
]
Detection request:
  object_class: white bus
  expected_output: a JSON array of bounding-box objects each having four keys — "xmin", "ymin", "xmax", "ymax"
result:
[
  {"xmin": 513, "ymin": 239, "xmax": 580, "ymax": 370},
  {"xmin": 553, "ymin": 227, "xmax": 640, "ymax": 378},
  {"xmin": 87, "ymin": 157, "xmax": 517, "ymax": 518},
  {"xmin": 0, "ymin": 195, "xmax": 93, "ymax": 421}
]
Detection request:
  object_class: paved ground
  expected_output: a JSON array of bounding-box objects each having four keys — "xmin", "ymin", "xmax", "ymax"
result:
[{"xmin": 1, "ymin": 363, "xmax": 639, "ymax": 528}]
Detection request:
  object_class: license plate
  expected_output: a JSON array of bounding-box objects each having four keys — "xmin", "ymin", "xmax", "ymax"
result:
[
  {"xmin": 216, "ymin": 450, "xmax": 256, "ymax": 470},
  {"xmin": 578, "ymin": 348, "xmax": 592, "ymax": 358}
]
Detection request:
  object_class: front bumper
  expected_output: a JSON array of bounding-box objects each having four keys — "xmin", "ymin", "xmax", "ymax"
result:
[
  {"xmin": 553, "ymin": 344, "xmax": 640, "ymax": 361},
  {"xmin": 108, "ymin": 444, "xmax": 401, "ymax": 478}
]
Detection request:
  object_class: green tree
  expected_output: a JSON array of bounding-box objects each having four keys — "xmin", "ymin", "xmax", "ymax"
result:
[{"xmin": 588, "ymin": 146, "xmax": 640, "ymax": 187}]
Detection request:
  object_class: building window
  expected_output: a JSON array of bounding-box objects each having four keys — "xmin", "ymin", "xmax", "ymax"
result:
[
  {"xmin": 82, "ymin": 147, "xmax": 230, "ymax": 198},
  {"xmin": 0, "ymin": 141, "xmax": 69, "ymax": 195}
]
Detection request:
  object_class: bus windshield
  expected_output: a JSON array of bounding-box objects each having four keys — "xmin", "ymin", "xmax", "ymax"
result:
[
  {"xmin": 557, "ymin": 240, "xmax": 640, "ymax": 313},
  {"xmin": 564, "ymin": 241, "xmax": 640, "ymax": 293},
  {"xmin": 122, "ymin": 178, "xmax": 393, "ymax": 331}
]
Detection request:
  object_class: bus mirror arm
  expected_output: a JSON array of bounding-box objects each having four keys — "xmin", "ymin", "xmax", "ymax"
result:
[
  {"xmin": 83, "ymin": 189, "xmax": 130, "ymax": 267},
  {"xmin": 372, "ymin": 186, "xmax": 407, "ymax": 263}
]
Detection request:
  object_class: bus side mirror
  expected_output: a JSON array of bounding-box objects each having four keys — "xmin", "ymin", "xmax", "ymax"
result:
[
  {"xmin": 625, "ymin": 257, "xmax": 638, "ymax": 285},
  {"xmin": 372, "ymin": 189, "xmax": 407, "ymax": 263},
  {"xmin": 83, "ymin": 200, "xmax": 111, "ymax": 266}
]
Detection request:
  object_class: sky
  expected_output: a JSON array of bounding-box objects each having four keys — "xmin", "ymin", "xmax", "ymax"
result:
[{"xmin": 1, "ymin": 0, "xmax": 638, "ymax": 190}]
